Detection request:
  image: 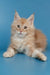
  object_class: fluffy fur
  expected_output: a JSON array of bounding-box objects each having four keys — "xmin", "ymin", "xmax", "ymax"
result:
[{"xmin": 3, "ymin": 11, "xmax": 47, "ymax": 61}]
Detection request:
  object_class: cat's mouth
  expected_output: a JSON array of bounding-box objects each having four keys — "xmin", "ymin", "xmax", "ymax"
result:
[
  {"xmin": 19, "ymin": 33, "xmax": 23, "ymax": 36},
  {"xmin": 18, "ymin": 32, "xmax": 23, "ymax": 35},
  {"xmin": 16, "ymin": 31, "xmax": 27, "ymax": 37},
  {"xmin": 17, "ymin": 31, "xmax": 27, "ymax": 37}
]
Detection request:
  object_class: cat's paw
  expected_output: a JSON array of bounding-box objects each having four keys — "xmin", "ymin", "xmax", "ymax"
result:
[
  {"xmin": 3, "ymin": 52, "xmax": 13, "ymax": 57},
  {"xmin": 41, "ymin": 55, "xmax": 47, "ymax": 61}
]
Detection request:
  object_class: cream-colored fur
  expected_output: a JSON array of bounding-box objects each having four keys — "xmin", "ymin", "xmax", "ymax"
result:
[{"xmin": 3, "ymin": 11, "xmax": 47, "ymax": 61}]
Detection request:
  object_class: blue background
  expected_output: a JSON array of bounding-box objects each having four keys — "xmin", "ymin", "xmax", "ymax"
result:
[{"xmin": 0, "ymin": 0, "xmax": 50, "ymax": 75}]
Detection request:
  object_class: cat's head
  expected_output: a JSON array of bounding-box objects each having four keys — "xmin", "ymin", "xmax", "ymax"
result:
[{"xmin": 12, "ymin": 11, "xmax": 35, "ymax": 38}]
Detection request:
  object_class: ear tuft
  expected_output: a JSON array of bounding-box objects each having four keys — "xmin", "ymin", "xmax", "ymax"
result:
[
  {"xmin": 27, "ymin": 13, "xmax": 34, "ymax": 25},
  {"xmin": 14, "ymin": 10, "xmax": 21, "ymax": 21}
]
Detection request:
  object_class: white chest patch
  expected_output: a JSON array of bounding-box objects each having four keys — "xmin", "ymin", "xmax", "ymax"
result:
[
  {"xmin": 12, "ymin": 34, "xmax": 29, "ymax": 53},
  {"xmin": 16, "ymin": 37, "xmax": 24, "ymax": 52},
  {"xmin": 17, "ymin": 38, "xmax": 23, "ymax": 42}
]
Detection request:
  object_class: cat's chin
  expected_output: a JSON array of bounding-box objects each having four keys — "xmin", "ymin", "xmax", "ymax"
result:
[
  {"xmin": 17, "ymin": 32, "xmax": 27, "ymax": 38},
  {"xmin": 17, "ymin": 34, "xmax": 26, "ymax": 38}
]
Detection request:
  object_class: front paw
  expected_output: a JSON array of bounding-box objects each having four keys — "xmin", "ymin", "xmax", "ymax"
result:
[
  {"xmin": 3, "ymin": 52, "xmax": 13, "ymax": 57},
  {"xmin": 41, "ymin": 54, "xmax": 47, "ymax": 61}
]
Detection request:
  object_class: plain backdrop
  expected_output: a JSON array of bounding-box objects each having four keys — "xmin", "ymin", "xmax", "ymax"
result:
[{"xmin": 0, "ymin": 0, "xmax": 50, "ymax": 75}]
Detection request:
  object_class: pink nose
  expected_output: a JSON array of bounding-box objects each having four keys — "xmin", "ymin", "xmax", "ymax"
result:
[{"xmin": 20, "ymin": 31, "xmax": 22, "ymax": 33}]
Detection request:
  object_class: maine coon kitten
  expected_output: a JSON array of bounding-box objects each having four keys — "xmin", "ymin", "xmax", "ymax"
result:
[{"xmin": 3, "ymin": 11, "xmax": 47, "ymax": 61}]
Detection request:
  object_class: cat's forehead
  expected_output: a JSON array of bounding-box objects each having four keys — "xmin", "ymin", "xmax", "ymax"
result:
[{"xmin": 18, "ymin": 18, "xmax": 28, "ymax": 25}]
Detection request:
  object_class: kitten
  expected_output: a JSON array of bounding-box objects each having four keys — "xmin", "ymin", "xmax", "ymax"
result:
[{"xmin": 3, "ymin": 11, "xmax": 47, "ymax": 61}]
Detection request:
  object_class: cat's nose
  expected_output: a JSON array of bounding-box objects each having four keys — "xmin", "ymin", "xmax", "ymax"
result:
[
  {"xmin": 20, "ymin": 31, "xmax": 22, "ymax": 33},
  {"xmin": 20, "ymin": 31, "xmax": 22, "ymax": 34}
]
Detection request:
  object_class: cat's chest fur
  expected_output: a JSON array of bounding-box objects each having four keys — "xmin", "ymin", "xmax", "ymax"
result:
[
  {"xmin": 13, "ymin": 35, "xmax": 27, "ymax": 52},
  {"xmin": 16, "ymin": 38, "xmax": 24, "ymax": 52},
  {"xmin": 12, "ymin": 34, "xmax": 34, "ymax": 53},
  {"xmin": 17, "ymin": 37, "xmax": 24, "ymax": 46}
]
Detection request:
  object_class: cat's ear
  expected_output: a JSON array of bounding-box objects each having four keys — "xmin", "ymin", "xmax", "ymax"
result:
[
  {"xmin": 14, "ymin": 10, "xmax": 21, "ymax": 21},
  {"xmin": 27, "ymin": 13, "xmax": 34, "ymax": 25}
]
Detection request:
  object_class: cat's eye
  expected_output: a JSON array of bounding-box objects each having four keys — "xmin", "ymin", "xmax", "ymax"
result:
[
  {"xmin": 17, "ymin": 25, "xmax": 20, "ymax": 28},
  {"xmin": 24, "ymin": 26, "xmax": 27, "ymax": 29}
]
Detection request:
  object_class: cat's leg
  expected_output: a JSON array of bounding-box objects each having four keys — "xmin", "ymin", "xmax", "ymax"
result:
[
  {"xmin": 32, "ymin": 49, "xmax": 47, "ymax": 61},
  {"xmin": 25, "ymin": 45, "xmax": 47, "ymax": 61},
  {"xmin": 3, "ymin": 46, "xmax": 17, "ymax": 57},
  {"xmin": 36, "ymin": 48, "xmax": 44, "ymax": 52}
]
